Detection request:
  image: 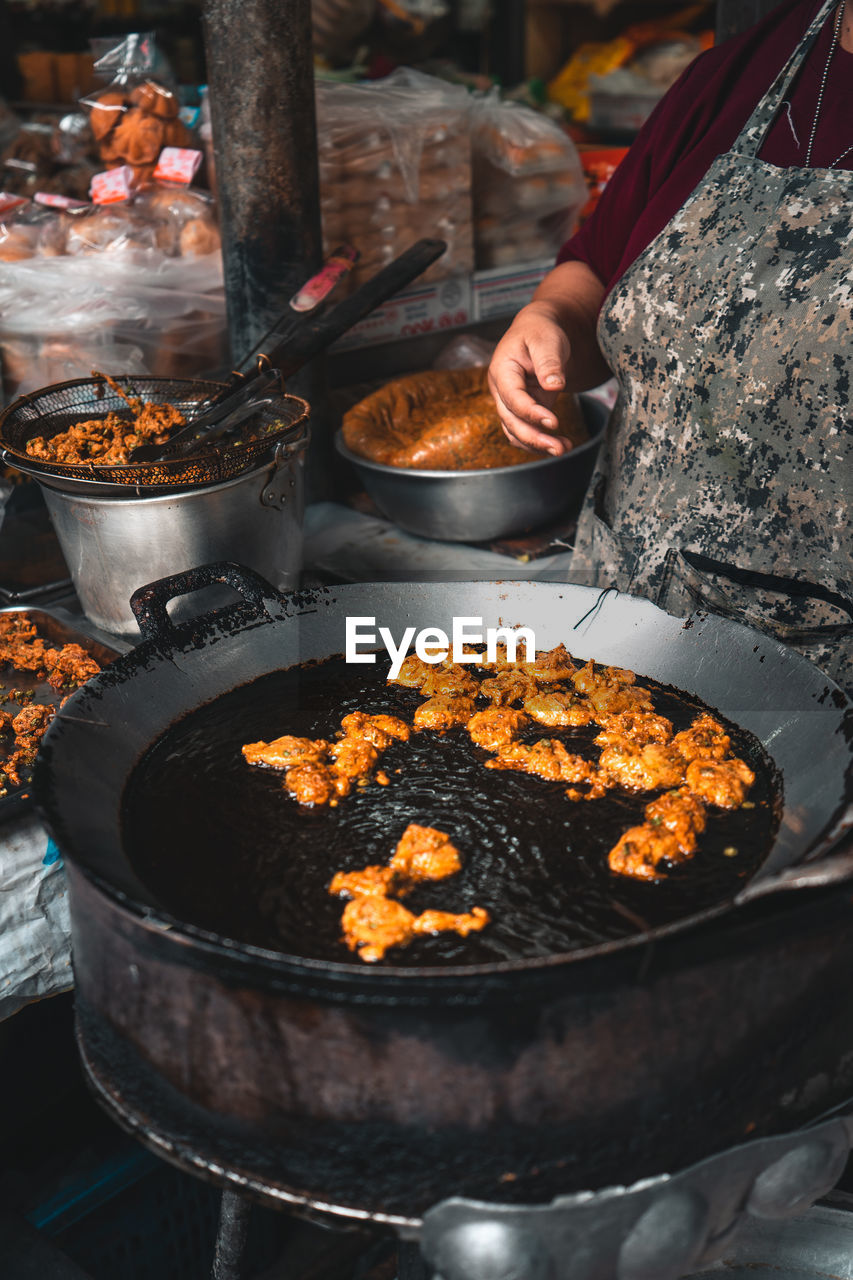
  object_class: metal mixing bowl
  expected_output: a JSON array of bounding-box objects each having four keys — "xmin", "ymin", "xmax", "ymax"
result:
[{"xmin": 334, "ymin": 392, "xmax": 608, "ymax": 542}]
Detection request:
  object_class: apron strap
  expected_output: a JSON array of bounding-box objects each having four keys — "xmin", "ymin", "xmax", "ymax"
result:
[{"xmin": 732, "ymin": 0, "xmax": 838, "ymax": 158}]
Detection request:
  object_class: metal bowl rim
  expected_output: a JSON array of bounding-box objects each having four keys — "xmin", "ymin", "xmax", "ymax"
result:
[{"xmin": 333, "ymin": 416, "xmax": 606, "ymax": 481}]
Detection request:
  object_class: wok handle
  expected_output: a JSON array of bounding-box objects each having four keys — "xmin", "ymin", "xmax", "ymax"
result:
[
  {"xmin": 737, "ymin": 823, "xmax": 853, "ymax": 903},
  {"xmin": 130, "ymin": 561, "xmax": 281, "ymax": 645}
]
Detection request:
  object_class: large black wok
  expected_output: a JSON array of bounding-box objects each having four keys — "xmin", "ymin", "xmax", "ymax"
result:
[{"xmin": 35, "ymin": 565, "xmax": 853, "ymax": 1227}]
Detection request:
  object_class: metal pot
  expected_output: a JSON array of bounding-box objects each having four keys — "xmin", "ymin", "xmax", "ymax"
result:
[
  {"xmin": 39, "ymin": 443, "xmax": 306, "ymax": 637},
  {"xmin": 34, "ymin": 567, "xmax": 853, "ymax": 1226},
  {"xmin": 334, "ymin": 394, "xmax": 608, "ymax": 542}
]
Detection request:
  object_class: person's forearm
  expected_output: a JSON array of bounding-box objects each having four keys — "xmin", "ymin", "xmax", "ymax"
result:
[{"xmin": 531, "ymin": 260, "xmax": 611, "ymax": 392}]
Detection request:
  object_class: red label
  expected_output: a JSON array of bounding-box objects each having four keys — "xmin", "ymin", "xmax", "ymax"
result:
[
  {"xmin": 152, "ymin": 147, "xmax": 203, "ymax": 185},
  {"xmin": 34, "ymin": 192, "xmax": 89, "ymax": 210},
  {"xmin": 90, "ymin": 167, "xmax": 134, "ymax": 205},
  {"xmin": 0, "ymin": 193, "xmax": 29, "ymax": 217}
]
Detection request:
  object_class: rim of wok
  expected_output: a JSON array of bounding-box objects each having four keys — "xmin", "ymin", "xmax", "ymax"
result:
[{"xmin": 33, "ymin": 579, "xmax": 853, "ymax": 986}]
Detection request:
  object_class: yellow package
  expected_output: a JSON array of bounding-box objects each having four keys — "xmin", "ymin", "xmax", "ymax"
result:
[{"xmin": 547, "ymin": 37, "xmax": 636, "ymax": 122}]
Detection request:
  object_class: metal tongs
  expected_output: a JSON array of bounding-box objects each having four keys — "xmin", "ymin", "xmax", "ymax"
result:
[{"xmin": 130, "ymin": 237, "xmax": 447, "ymax": 463}]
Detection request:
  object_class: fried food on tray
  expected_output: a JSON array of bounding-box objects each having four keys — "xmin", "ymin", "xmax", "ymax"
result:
[
  {"xmin": 330, "ymin": 822, "xmax": 489, "ymax": 963},
  {"xmin": 685, "ymin": 757, "xmax": 755, "ymax": 808},
  {"xmin": 414, "ymin": 695, "xmax": 476, "ymax": 732},
  {"xmin": 24, "ymin": 372, "xmax": 185, "ymax": 467},
  {"xmin": 342, "ymin": 366, "xmax": 588, "ymax": 472},
  {"xmin": 43, "ymin": 643, "xmax": 101, "ymax": 691},
  {"xmin": 389, "ymin": 824, "xmax": 462, "ymax": 882},
  {"xmin": 0, "ymin": 615, "xmax": 102, "ymax": 795},
  {"xmin": 11, "ymin": 703, "xmax": 53, "ymax": 736}
]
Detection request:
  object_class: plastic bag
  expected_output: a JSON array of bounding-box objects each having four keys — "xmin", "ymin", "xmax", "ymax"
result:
[
  {"xmin": 82, "ymin": 33, "xmax": 192, "ymax": 188},
  {"xmin": 470, "ymin": 92, "xmax": 586, "ymax": 270},
  {"xmin": 432, "ymin": 333, "xmax": 495, "ymax": 370},
  {"xmin": 316, "ymin": 68, "xmax": 473, "ymax": 293},
  {"xmin": 0, "ymin": 231, "xmax": 226, "ymax": 400}
]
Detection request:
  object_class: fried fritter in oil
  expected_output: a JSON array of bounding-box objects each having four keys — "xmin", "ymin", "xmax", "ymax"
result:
[
  {"xmin": 685, "ymin": 757, "xmax": 755, "ymax": 808},
  {"xmin": 645, "ymin": 788, "xmax": 707, "ymax": 854},
  {"xmin": 421, "ymin": 664, "xmax": 479, "ymax": 699},
  {"xmin": 486, "ymin": 738, "xmax": 593, "ymax": 784},
  {"xmin": 389, "ymin": 824, "xmax": 462, "ymax": 882},
  {"xmin": 340, "ymin": 894, "xmax": 418, "ymax": 963},
  {"xmin": 329, "ymin": 865, "xmax": 398, "ymax": 899},
  {"xmin": 242, "ymin": 734, "xmax": 331, "ymax": 769},
  {"xmin": 391, "ymin": 655, "xmax": 434, "ymax": 688},
  {"xmin": 608, "ymin": 824, "xmax": 684, "ymax": 881},
  {"xmin": 414, "ymin": 695, "xmax": 476, "ymax": 732},
  {"xmin": 284, "ymin": 763, "xmax": 341, "ymax": 806},
  {"xmin": 522, "ymin": 643, "xmax": 577, "ymax": 682},
  {"xmin": 673, "ymin": 713, "xmax": 731, "ymax": 762},
  {"xmin": 331, "ymin": 824, "xmax": 488, "ymax": 963},
  {"xmin": 597, "ymin": 742, "xmax": 686, "ymax": 792},
  {"xmin": 413, "ymin": 907, "xmax": 490, "ymax": 938},
  {"xmin": 479, "ymin": 671, "xmax": 539, "ymax": 706},
  {"xmin": 339, "ymin": 712, "xmax": 410, "ymax": 748},
  {"xmin": 466, "ymin": 706, "xmax": 529, "ymax": 751},
  {"xmin": 524, "ymin": 690, "xmax": 594, "ymax": 727},
  {"xmin": 594, "ymin": 710, "xmax": 673, "ymax": 748}
]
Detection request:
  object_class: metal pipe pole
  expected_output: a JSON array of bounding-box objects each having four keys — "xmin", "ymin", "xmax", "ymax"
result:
[{"xmin": 202, "ymin": 0, "xmax": 322, "ymax": 365}]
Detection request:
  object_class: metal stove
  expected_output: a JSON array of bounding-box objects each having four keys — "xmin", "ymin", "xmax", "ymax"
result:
[{"xmin": 82, "ymin": 1008, "xmax": 853, "ymax": 1280}]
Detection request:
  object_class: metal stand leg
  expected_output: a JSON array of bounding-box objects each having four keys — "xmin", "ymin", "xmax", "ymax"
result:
[
  {"xmin": 212, "ymin": 1190, "xmax": 253, "ymax": 1280},
  {"xmin": 398, "ymin": 1238, "xmax": 430, "ymax": 1280}
]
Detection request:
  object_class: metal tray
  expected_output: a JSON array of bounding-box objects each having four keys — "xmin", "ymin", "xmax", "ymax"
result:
[{"xmin": 0, "ymin": 605, "xmax": 119, "ymax": 822}]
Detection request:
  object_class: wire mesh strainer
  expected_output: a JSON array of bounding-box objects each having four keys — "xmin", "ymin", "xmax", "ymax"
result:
[{"xmin": 0, "ymin": 375, "xmax": 310, "ymax": 491}]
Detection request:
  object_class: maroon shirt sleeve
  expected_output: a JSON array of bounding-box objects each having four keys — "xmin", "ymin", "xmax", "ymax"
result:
[{"xmin": 558, "ymin": 0, "xmax": 848, "ymax": 291}]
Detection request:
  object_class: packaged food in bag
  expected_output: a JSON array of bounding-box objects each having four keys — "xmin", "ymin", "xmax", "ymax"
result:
[
  {"xmin": 316, "ymin": 68, "xmax": 473, "ymax": 293},
  {"xmin": 81, "ymin": 34, "xmax": 193, "ymax": 188},
  {"xmin": 470, "ymin": 92, "xmax": 586, "ymax": 270}
]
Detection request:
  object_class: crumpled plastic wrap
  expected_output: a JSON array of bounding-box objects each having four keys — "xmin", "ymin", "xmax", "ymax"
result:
[
  {"xmin": 0, "ymin": 246, "xmax": 225, "ymax": 399},
  {"xmin": 0, "ymin": 817, "xmax": 72, "ymax": 1023},
  {"xmin": 471, "ymin": 91, "xmax": 587, "ymax": 269},
  {"xmin": 316, "ymin": 68, "xmax": 473, "ymax": 293}
]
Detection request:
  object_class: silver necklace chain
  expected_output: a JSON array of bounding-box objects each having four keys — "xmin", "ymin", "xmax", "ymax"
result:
[{"xmin": 804, "ymin": 0, "xmax": 848, "ymax": 167}]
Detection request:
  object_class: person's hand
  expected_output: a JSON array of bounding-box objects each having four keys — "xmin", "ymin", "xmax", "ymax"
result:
[{"xmin": 488, "ymin": 301, "xmax": 572, "ymax": 456}]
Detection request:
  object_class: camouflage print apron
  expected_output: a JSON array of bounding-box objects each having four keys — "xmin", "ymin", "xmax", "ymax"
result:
[{"xmin": 570, "ymin": 0, "xmax": 853, "ymax": 692}]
